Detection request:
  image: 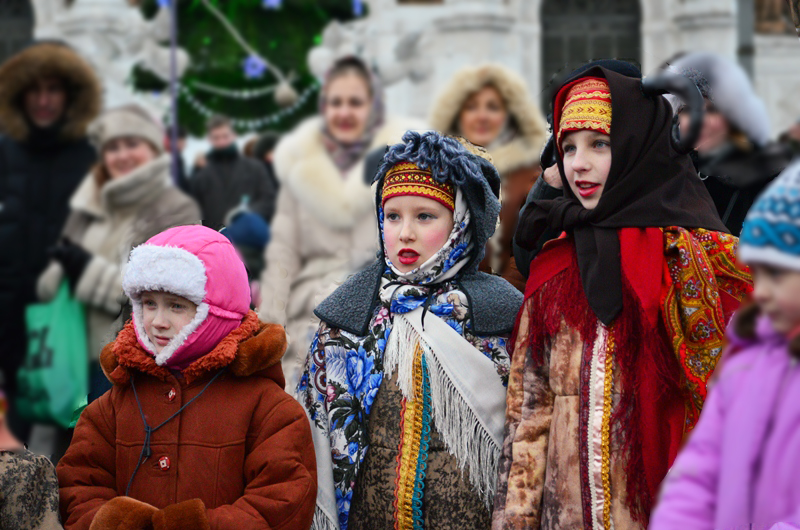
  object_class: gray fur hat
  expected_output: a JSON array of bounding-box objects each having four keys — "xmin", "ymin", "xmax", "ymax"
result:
[{"xmin": 663, "ymin": 52, "xmax": 771, "ymax": 147}]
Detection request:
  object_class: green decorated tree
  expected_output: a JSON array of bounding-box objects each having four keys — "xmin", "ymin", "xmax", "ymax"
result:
[{"xmin": 134, "ymin": 0, "xmax": 364, "ymax": 135}]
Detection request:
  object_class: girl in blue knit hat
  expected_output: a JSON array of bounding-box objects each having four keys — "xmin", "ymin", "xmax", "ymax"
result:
[
  {"xmin": 296, "ymin": 131, "xmax": 523, "ymax": 530},
  {"xmin": 651, "ymin": 160, "xmax": 800, "ymax": 529}
]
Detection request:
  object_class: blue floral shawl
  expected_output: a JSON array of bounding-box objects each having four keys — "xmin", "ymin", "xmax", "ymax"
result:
[{"xmin": 297, "ymin": 191, "xmax": 510, "ymax": 529}]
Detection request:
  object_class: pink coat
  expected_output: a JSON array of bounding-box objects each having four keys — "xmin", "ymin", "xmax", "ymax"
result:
[{"xmin": 650, "ymin": 317, "xmax": 800, "ymax": 530}]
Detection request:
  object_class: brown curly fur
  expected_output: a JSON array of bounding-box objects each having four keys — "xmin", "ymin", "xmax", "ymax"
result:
[
  {"xmin": 89, "ymin": 496, "xmax": 158, "ymax": 530},
  {"xmin": 99, "ymin": 310, "xmax": 288, "ymax": 386},
  {"xmin": 0, "ymin": 42, "xmax": 101, "ymax": 142},
  {"xmin": 152, "ymin": 499, "xmax": 210, "ymax": 530}
]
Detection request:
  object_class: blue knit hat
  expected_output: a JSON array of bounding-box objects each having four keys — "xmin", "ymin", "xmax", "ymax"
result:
[
  {"xmin": 221, "ymin": 211, "xmax": 270, "ymax": 250},
  {"xmin": 740, "ymin": 160, "xmax": 800, "ymax": 270}
]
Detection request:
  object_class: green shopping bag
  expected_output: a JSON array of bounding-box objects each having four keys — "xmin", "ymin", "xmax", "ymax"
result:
[{"xmin": 18, "ymin": 280, "xmax": 89, "ymax": 428}]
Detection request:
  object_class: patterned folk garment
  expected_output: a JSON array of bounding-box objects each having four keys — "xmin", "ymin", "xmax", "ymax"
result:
[
  {"xmin": 297, "ymin": 132, "xmax": 523, "ymax": 530},
  {"xmin": 492, "ymin": 227, "xmax": 752, "ymax": 530},
  {"xmin": 299, "ymin": 193, "xmax": 511, "ymax": 530},
  {"xmin": 301, "ymin": 283, "xmax": 510, "ymax": 530},
  {"xmin": 0, "ymin": 450, "xmax": 61, "ymax": 530}
]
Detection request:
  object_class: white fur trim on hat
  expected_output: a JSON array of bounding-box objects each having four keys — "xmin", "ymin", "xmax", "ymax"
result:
[
  {"xmin": 122, "ymin": 244, "xmax": 207, "ymax": 304},
  {"xmin": 739, "ymin": 244, "xmax": 800, "ymax": 272}
]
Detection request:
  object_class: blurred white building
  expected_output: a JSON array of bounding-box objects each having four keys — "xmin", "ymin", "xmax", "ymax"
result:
[
  {"xmin": 0, "ymin": 0, "xmax": 797, "ymax": 136},
  {"xmin": 346, "ymin": 0, "xmax": 800, "ymax": 135}
]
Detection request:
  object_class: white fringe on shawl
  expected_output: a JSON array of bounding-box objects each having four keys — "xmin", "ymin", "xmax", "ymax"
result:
[
  {"xmin": 311, "ymin": 506, "xmax": 340, "ymax": 530},
  {"xmin": 383, "ymin": 308, "xmax": 507, "ymax": 508}
]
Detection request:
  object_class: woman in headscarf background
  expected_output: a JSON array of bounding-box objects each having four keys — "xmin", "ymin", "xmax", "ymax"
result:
[
  {"xmin": 259, "ymin": 56, "xmax": 422, "ymax": 391},
  {"xmin": 429, "ymin": 64, "xmax": 548, "ymax": 291},
  {"xmin": 37, "ymin": 104, "xmax": 200, "ymax": 402},
  {"xmin": 492, "ymin": 60, "xmax": 752, "ymax": 529}
]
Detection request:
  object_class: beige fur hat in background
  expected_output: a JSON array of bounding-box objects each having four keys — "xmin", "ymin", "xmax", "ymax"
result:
[{"xmin": 88, "ymin": 104, "xmax": 164, "ymax": 154}]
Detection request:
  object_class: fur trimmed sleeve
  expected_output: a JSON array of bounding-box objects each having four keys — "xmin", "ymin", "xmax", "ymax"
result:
[{"xmin": 259, "ymin": 186, "xmax": 303, "ymax": 326}]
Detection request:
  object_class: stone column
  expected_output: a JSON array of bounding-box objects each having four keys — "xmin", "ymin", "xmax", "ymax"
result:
[
  {"xmin": 673, "ymin": 0, "xmax": 738, "ymax": 61},
  {"xmin": 754, "ymin": 33, "xmax": 800, "ymax": 136}
]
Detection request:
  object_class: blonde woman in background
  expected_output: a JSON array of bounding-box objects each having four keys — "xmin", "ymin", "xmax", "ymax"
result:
[
  {"xmin": 430, "ymin": 64, "xmax": 547, "ymax": 291},
  {"xmin": 259, "ymin": 56, "xmax": 422, "ymax": 391},
  {"xmin": 37, "ymin": 104, "xmax": 200, "ymax": 401}
]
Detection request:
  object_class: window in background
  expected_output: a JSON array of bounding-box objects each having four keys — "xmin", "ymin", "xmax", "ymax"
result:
[
  {"xmin": 540, "ymin": 0, "xmax": 641, "ymax": 111},
  {"xmin": 0, "ymin": 0, "xmax": 34, "ymax": 65}
]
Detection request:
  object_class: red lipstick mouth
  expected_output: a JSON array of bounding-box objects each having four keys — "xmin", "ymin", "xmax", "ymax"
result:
[
  {"xmin": 574, "ymin": 180, "xmax": 601, "ymax": 198},
  {"xmin": 398, "ymin": 248, "xmax": 420, "ymax": 265}
]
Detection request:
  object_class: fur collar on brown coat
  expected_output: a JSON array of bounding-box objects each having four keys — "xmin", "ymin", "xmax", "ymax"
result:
[
  {"xmin": 100, "ymin": 311, "xmax": 288, "ymax": 387},
  {"xmin": 0, "ymin": 42, "xmax": 101, "ymax": 142},
  {"xmin": 428, "ymin": 64, "xmax": 548, "ymax": 177}
]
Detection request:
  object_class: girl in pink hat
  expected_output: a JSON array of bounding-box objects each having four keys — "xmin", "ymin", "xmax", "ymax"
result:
[{"xmin": 57, "ymin": 225, "xmax": 317, "ymax": 530}]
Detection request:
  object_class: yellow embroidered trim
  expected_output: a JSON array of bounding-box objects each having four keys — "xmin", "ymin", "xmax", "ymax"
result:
[
  {"xmin": 564, "ymin": 89, "xmax": 613, "ymax": 107},
  {"xmin": 560, "ymin": 120, "xmax": 612, "ymax": 135},
  {"xmin": 383, "ymin": 184, "xmax": 457, "ymax": 210},
  {"xmin": 561, "ymin": 101, "xmax": 612, "ymax": 126},
  {"xmin": 601, "ymin": 328, "xmax": 615, "ymax": 530},
  {"xmin": 393, "ymin": 343, "xmax": 425, "ymax": 529}
]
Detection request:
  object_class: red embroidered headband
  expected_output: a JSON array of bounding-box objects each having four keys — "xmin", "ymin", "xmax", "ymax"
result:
[
  {"xmin": 555, "ymin": 77, "xmax": 612, "ymax": 153},
  {"xmin": 382, "ymin": 162, "xmax": 456, "ymax": 212}
]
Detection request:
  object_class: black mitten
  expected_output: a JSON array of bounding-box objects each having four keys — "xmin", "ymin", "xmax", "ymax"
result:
[{"xmin": 48, "ymin": 238, "xmax": 92, "ymax": 291}]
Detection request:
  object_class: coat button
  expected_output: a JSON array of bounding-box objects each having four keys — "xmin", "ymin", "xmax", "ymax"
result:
[
  {"xmin": 158, "ymin": 456, "xmax": 170, "ymax": 471},
  {"xmin": 167, "ymin": 388, "xmax": 176, "ymax": 402}
]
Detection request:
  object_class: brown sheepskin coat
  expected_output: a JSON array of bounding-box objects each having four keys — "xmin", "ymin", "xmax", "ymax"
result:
[{"xmin": 56, "ymin": 311, "xmax": 317, "ymax": 530}]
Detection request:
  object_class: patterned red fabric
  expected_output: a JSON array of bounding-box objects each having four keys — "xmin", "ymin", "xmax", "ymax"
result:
[
  {"xmin": 661, "ymin": 227, "xmax": 752, "ymax": 431},
  {"xmin": 515, "ymin": 227, "xmax": 752, "ymax": 524}
]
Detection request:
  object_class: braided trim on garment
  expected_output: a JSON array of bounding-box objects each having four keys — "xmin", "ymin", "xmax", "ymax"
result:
[
  {"xmin": 393, "ymin": 342, "xmax": 427, "ymax": 529},
  {"xmin": 411, "ymin": 355, "xmax": 433, "ymax": 529},
  {"xmin": 601, "ymin": 327, "xmax": 615, "ymax": 530}
]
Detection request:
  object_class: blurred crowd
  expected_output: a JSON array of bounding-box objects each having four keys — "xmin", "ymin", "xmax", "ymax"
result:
[{"xmin": 0, "ymin": 35, "xmax": 799, "ymax": 529}]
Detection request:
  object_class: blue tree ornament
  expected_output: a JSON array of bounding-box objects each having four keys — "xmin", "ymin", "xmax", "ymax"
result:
[
  {"xmin": 243, "ymin": 55, "xmax": 267, "ymax": 79},
  {"xmin": 262, "ymin": 0, "xmax": 281, "ymax": 9}
]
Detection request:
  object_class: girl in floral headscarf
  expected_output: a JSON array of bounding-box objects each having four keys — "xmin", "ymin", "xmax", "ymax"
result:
[{"xmin": 297, "ymin": 131, "xmax": 523, "ymax": 530}]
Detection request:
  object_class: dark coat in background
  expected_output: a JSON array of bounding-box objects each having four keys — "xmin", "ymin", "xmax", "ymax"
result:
[
  {"xmin": 189, "ymin": 148, "xmax": 278, "ymax": 229},
  {"xmin": 695, "ymin": 143, "xmax": 792, "ymax": 236},
  {"xmin": 664, "ymin": 52, "xmax": 793, "ymax": 237},
  {"xmin": 0, "ymin": 42, "xmax": 100, "ymax": 399}
]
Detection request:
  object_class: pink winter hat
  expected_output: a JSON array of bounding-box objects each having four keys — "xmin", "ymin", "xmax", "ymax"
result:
[{"xmin": 121, "ymin": 225, "xmax": 251, "ymax": 370}]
